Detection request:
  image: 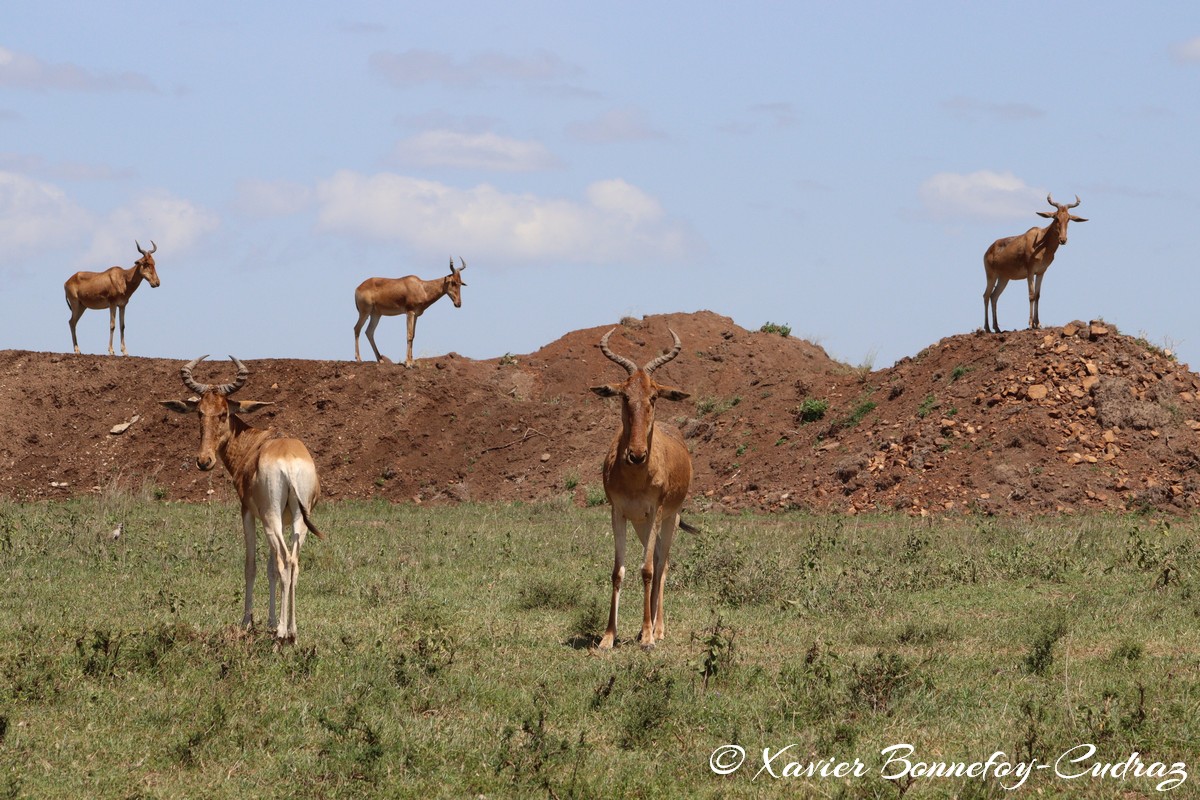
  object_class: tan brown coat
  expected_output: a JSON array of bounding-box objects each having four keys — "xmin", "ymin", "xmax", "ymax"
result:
[
  {"xmin": 353, "ymin": 257, "xmax": 466, "ymax": 367},
  {"xmin": 64, "ymin": 241, "xmax": 160, "ymax": 355},
  {"xmin": 590, "ymin": 328, "xmax": 693, "ymax": 650}
]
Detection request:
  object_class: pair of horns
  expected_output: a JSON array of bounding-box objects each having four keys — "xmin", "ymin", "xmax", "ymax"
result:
[
  {"xmin": 136, "ymin": 240, "xmax": 157, "ymax": 255},
  {"xmin": 1046, "ymin": 194, "xmax": 1081, "ymax": 210},
  {"xmin": 599, "ymin": 328, "xmax": 682, "ymax": 376},
  {"xmin": 449, "ymin": 256, "xmax": 467, "ymax": 272},
  {"xmin": 180, "ymin": 355, "xmax": 248, "ymax": 396}
]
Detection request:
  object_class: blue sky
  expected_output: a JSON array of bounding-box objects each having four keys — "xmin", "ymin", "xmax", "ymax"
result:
[{"xmin": 2, "ymin": 2, "xmax": 1197, "ymax": 369}]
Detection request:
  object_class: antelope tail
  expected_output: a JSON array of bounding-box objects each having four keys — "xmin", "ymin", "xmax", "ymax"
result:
[
  {"xmin": 679, "ymin": 517, "xmax": 701, "ymax": 535},
  {"xmin": 298, "ymin": 497, "xmax": 325, "ymax": 540}
]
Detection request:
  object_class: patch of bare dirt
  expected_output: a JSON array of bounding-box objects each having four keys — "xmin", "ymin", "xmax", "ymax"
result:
[{"xmin": 2, "ymin": 311, "xmax": 1198, "ymax": 515}]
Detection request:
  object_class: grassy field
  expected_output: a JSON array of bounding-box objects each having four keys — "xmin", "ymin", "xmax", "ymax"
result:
[{"xmin": 1, "ymin": 492, "xmax": 1198, "ymax": 798}]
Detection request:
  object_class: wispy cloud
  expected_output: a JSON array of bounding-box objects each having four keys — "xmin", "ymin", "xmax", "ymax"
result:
[
  {"xmin": 86, "ymin": 191, "xmax": 220, "ymax": 264},
  {"xmin": 369, "ymin": 48, "xmax": 580, "ymax": 89},
  {"xmin": 315, "ymin": 171, "xmax": 702, "ymax": 265},
  {"xmin": 234, "ymin": 179, "xmax": 314, "ymax": 217},
  {"xmin": 565, "ymin": 108, "xmax": 667, "ymax": 144},
  {"xmin": 918, "ymin": 170, "xmax": 1045, "ymax": 221},
  {"xmin": 391, "ymin": 130, "xmax": 560, "ymax": 172},
  {"xmin": 0, "ymin": 46, "xmax": 157, "ymax": 92},
  {"xmin": 0, "ymin": 171, "xmax": 90, "ymax": 257},
  {"xmin": 942, "ymin": 96, "xmax": 1043, "ymax": 122},
  {"xmin": 1170, "ymin": 36, "xmax": 1200, "ymax": 64}
]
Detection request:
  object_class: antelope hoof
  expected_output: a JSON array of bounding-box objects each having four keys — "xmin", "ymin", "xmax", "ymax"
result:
[
  {"xmin": 640, "ymin": 640, "xmax": 657, "ymax": 652},
  {"xmin": 377, "ymin": 355, "xmax": 393, "ymax": 364},
  {"xmin": 598, "ymin": 633, "xmax": 615, "ymax": 650}
]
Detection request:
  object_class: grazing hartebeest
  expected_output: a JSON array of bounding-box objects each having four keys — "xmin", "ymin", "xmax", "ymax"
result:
[
  {"xmin": 353, "ymin": 257, "xmax": 467, "ymax": 367},
  {"xmin": 983, "ymin": 194, "xmax": 1088, "ymax": 333},
  {"xmin": 590, "ymin": 328, "xmax": 694, "ymax": 650},
  {"xmin": 64, "ymin": 241, "xmax": 160, "ymax": 355},
  {"xmin": 160, "ymin": 356, "xmax": 324, "ymax": 643}
]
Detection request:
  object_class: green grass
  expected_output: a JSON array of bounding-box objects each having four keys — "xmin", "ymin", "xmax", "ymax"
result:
[{"xmin": 1, "ymin": 499, "xmax": 1198, "ymax": 797}]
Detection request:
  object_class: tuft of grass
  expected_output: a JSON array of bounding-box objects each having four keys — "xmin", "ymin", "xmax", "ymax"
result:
[
  {"xmin": 796, "ymin": 398, "xmax": 829, "ymax": 424},
  {"xmin": 759, "ymin": 321, "xmax": 792, "ymax": 337}
]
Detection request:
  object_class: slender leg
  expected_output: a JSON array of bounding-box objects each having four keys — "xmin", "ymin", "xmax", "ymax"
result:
[
  {"xmin": 650, "ymin": 513, "xmax": 678, "ymax": 641},
  {"xmin": 107, "ymin": 306, "xmax": 117, "ymax": 355},
  {"xmin": 633, "ymin": 515, "xmax": 657, "ymax": 649},
  {"xmin": 405, "ymin": 312, "xmax": 418, "ymax": 368},
  {"xmin": 365, "ymin": 313, "xmax": 390, "ymax": 363},
  {"xmin": 982, "ymin": 275, "xmax": 997, "ymax": 332},
  {"xmin": 353, "ymin": 306, "xmax": 369, "ymax": 362},
  {"xmin": 118, "ymin": 304, "xmax": 128, "ymax": 355},
  {"xmin": 68, "ymin": 305, "xmax": 84, "ymax": 354},
  {"xmin": 241, "ymin": 510, "xmax": 257, "ymax": 628},
  {"xmin": 599, "ymin": 508, "xmax": 626, "ymax": 650},
  {"xmin": 1029, "ymin": 273, "xmax": 1044, "ymax": 329},
  {"xmin": 262, "ymin": 514, "xmax": 291, "ymax": 642},
  {"xmin": 989, "ymin": 277, "xmax": 1010, "ymax": 333}
]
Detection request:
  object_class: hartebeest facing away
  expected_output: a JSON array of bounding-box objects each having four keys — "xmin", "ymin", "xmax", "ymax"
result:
[
  {"xmin": 160, "ymin": 356, "xmax": 324, "ymax": 643},
  {"xmin": 591, "ymin": 328, "xmax": 694, "ymax": 650},
  {"xmin": 353, "ymin": 257, "xmax": 467, "ymax": 367},
  {"xmin": 983, "ymin": 194, "xmax": 1088, "ymax": 333},
  {"xmin": 64, "ymin": 241, "xmax": 160, "ymax": 355}
]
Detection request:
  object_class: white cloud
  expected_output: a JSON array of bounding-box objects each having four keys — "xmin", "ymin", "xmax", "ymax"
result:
[
  {"xmin": 391, "ymin": 130, "xmax": 559, "ymax": 172},
  {"xmin": 918, "ymin": 170, "xmax": 1045, "ymax": 221},
  {"xmin": 86, "ymin": 191, "xmax": 220, "ymax": 264},
  {"xmin": 1171, "ymin": 36, "xmax": 1200, "ymax": 63},
  {"xmin": 0, "ymin": 45, "xmax": 156, "ymax": 92},
  {"xmin": 315, "ymin": 171, "xmax": 701, "ymax": 265},
  {"xmin": 566, "ymin": 108, "xmax": 667, "ymax": 143},
  {"xmin": 0, "ymin": 171, "xmax": 91, "ymax": 260}
]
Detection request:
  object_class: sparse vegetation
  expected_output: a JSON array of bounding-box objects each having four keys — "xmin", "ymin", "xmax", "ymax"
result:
[
  {"xmin": 0, "ymin": 498, "xmax": 1197, "ymax": 796},
  {"xmin": 795, "ymin": 397, "xmax": 829, "ymax": 424},
  {"xmin": 759, "ymin": 321, "xmax": 791, "ymax": 337},
  {"xmin": 916, "ymin": 393, "xmax": 937, "ymax": 418},
  {"xmin": 695, "ymin": 395, "xmax": 741, "ymax": 417}
]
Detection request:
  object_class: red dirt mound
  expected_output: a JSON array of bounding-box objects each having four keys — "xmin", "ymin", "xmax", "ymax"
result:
[{"xmin": 2, "ymin": 311, "xmax": 1197, "ymax": 515}]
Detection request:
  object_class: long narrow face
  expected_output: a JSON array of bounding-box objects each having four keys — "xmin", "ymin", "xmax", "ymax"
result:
[
  {"xmin": 1036, "ymin": 196, "xmax": 1087, "ymax": 246},
  {"xmin": 446, "ymin": 269, "xmax": 465, "ymax": 308},
  {"xmin": 136, "ymin": 254, "xmax": 161, "ymax": 288},
  {"xmin": 593, "ymin": 371, "xmax": 689, "ymax": 466},
  {"xmin": 192, "ymin": 392, "xmax": 232, "ymax": 471}
]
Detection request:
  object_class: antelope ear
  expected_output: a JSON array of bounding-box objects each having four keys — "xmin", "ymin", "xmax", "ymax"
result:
[
  {"xmin": 591, "ymin": 384, "xmax": 621, "ymax": 398},
  {"xmin": 657, "ymin": 386, "xmax": 691, "ymax": 402},
  {"xmin": 1035, "ymin": 211, "xmax": 1055, "ymax": 219},
  {"xmin": 1070, "ymin": 215, "xmax": 1088, "ymax": 223},
  {"xmin": 229, "ymin": 400, "xmax": 275, "ymax": 414},
  {"xmin": 160, "ymin": 399, "xmax": 197, "ymax": 414}
]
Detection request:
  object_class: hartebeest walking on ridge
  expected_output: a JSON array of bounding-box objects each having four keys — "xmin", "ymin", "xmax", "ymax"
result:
[
  {"xmin": 591, "ymin": 328, "xmax": 695, "ymax": 650},
  {"xmin": 983, "ymin": 194, "xmax": 1088, "ymax": 333},
  {"xmin": 353, "ymin": 257, "xmax": 467, "ymax": 367},
  {"xmin": 64, "ymin": 241, "xmax": 160, "ymax": 355},
  {"xmin": 160, "ymin": 356, "xmax": 324, "ymax": 643}
]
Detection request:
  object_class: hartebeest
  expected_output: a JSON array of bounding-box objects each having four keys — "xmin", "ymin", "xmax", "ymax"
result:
[
  {"xmin": 160, "ymin": 356, "xmax": 324, "ymax": 643},
  {"xmin": 64, "ymin": 241, "xmax": 160, "ymax": 355},
  {"xmin": 983, "ymin": 194, "xmax": 1088, "ymax": 333},
  {"xmin": 353, "ymin": 257, "xmax": 467, "ymax": 367},
  {"xmin": 590, "ymin": 328, "xmax": 694, "ymax": 650}
]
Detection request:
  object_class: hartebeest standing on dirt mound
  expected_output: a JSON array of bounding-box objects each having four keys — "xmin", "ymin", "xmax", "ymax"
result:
[
  {"xmin": 353, "ymin": 257, "xmax": 467, "ymax": 367},
  {"xmin": 983, "ymin": 194, "xmax": 1088, "ymax": 333},
  {"xmin": 64, "ymin": 241, "xmax": 160, "ymax": 355},
  {"xmin": 591, "ymin": 328, "xmax": 695, "ymax": 650},
  {"xmin": 160, "ymin": 356, "xmax": 324, "ymax": 644}
]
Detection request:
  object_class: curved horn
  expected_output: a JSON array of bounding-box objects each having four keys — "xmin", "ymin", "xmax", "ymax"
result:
[
  {"xmin": 136, "ymin": 240, "xmax": 147, "ymax": 255},
  {"xmin": 180, "ymin": 355, "xmax": 212, "ymax": 395},
  {"xmin": 1067, "ymin": 195, "xmax": 1081, "ymax": 209},
  {"xmin": 1046, "ymin": 193, "xmax": 1058, "ymax": 209},
  {"xmin": 457, "ymin": 256, "xmax": 466, "ymax": 271},
  {"xmin": 598, "ymin": 329, "xmax": 638, "ymax": 375},
  {"xmin": 214, "ymin": 356, "xmax": 249, "ymax": 396},
  {"xmin": 148, "ymin": 240, "xmax": 157, "ymax": 254},
  {"xmin": 643, "ymin": 328, "xmax": 683, "ymax": 374}
]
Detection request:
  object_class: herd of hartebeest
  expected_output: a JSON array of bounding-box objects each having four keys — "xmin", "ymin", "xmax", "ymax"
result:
[{"xmin": 58, "ymin": 193, "xmax": 1087, "ymax": 645}]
